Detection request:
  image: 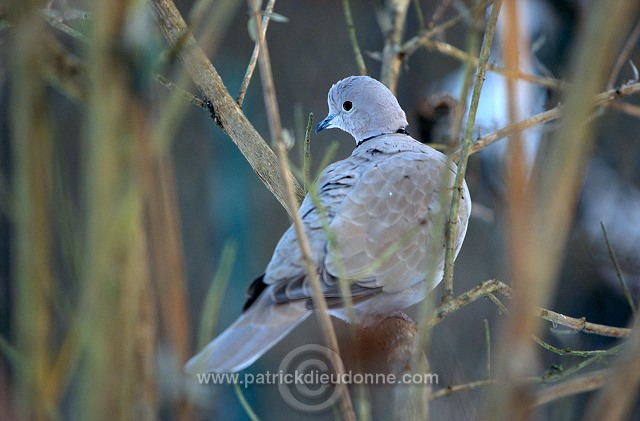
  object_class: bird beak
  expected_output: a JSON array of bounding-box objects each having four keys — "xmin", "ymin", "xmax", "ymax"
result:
[{"xmin": 316, "ymin": 114, "xmax": 335, "ymax": 133}]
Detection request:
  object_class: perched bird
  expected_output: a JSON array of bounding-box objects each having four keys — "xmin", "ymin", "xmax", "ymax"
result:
[{"xmin": 186, "ymin": 76, "xmax": 471, "ymax": 373}]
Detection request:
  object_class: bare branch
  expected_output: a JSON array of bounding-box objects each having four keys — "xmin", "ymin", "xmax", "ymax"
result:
[
  {"xmin": 147, "ymin": 0, "xmax": 304, "ymax": 215},
  {"xmin": 250, "ymin": 0, "xmax": 285, "ymax": 148},
  {"xmin": 342, "ymin": 0, "xmax": 367, "ymax": 76},
  {"xmin": 237, "ymin": 0, "xmax": 276, "ymax": 106},
  {"xmin": 537, "ymin": 308, "xmax": 631, "ymax": 338},
  {"xmin": 450, "ymin": 81, "xmax": 640, "ymax": 162},
  {"xmin": 380, "ymin": 0, "xmax": 411, "ymax": 93},
  {"xmin": 427, "ymin": 279, "xmax": 512, "ymax": 329},
  {"xmin": 430, "ymin": 379, "xmax": 495, "ymax": 400},
  {"xmin": 606, "ymin": 19, "xmax": 640, "ymax": 90},
  {"xmin": 401, "ymin": 0, "xmax": 494, "ymax": 57},
  {"xmin": 417, "ymin": 38, "xmax": 563, "ymax": 90},
  {"xmin": 601, "ymin": 222, "xmax": 637, "ymax": 316},
  {"xmin": 442, "ymin": 0, "xmax": 502, "ymax": 302},
  {"xmin": 533, "ymin": 370, "xmax": 609, "ymax": 408}
]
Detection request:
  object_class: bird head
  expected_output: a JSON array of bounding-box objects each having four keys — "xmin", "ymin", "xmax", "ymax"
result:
[{"xmin": 316, "ymin": 76, "xmax": 408, "ymax": 144}]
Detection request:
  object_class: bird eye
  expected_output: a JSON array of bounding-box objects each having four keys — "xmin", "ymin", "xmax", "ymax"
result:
[{"xmin": 342, "ymin": 101, "xmax": 353, "ymax": 112}]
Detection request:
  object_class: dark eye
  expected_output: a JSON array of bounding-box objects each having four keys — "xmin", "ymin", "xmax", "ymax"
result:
[{"xmin": 342, "ymin": 101, "xmax": 353, "ymax": 112}]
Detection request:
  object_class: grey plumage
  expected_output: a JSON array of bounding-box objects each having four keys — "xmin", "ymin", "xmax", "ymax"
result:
[{"xmin": 185, "ymin": 76, "xmax": 471, "ymax": 374}]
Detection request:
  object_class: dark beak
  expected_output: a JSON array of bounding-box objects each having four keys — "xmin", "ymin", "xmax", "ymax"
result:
[{"xmin": 315, "ymin": 114, "xmax": 335, "ymax": 133}]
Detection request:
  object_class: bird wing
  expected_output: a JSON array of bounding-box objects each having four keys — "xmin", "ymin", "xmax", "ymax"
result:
[
  {"xmin": 325, "ymin": 149, "xmax": 468, "ymax": 294},
  {"xmin": 259, "ymin": 144, "xmax": 469, "ymax": 308},
  {"xmin": 261, "ymin": 156, "xmax": 382, "ymax": 306}
]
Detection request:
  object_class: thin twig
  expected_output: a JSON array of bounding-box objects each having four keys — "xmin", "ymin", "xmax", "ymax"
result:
[
  {"xmin": 197, "ymin": 241, "xmax": 237, "ymax": 350},
  {"xmin": 303, "ymin": 113, "xmax": 313, "ymax": 192},
  {"xmin": 237, "ymin": 0, "xmax": 276, "ymax": 106},
  {"xmin": 233, "ymin": 382, "xmax": 260, "ymax": 421},
  {"xmin": 250, "ymin": 0, "xmax": 285, "ymax": 148},
  {"xmin": 456, "ymin": 106, "xmax": 560, "ymax": 161},
  {"xmin": 532, "ymin": 335, "xmax": 613, "ymax": 357},
  {"xmin": 418, "ymin": 38, "xmax": 563, "ymax": 90},
  {"xmin": 342, "ymin": 0, "xmax": 367, "ymax": 76},
  {"xmin": 401, "ymin": 0, "xmax": 493, "ymax": 56},
  {"xmin": 484, "ymin": 319, "xmax": 491, "ymax": 377},
  {"xmin": 485, "ymin": 292, "xmax": 508, "ymax": 314},
  {"xmin": 442, "ymin": 0, "xmax": 502, "ymax": 302},
  {"xmin": 155, "ymin": 74, "xmax": 208, "ymax": 109},
  {"xmin": 426, "ymin": 0, "xmax": 451, "ymax": 30},
  {"xmin": 429, "ymin": 379, "xmax": 495, "ymax": 400},
  {"xmin": 447, "ymin": 0, "xmax": 483, "ymax": 152},
  {"xmin": 530, "ymin": 343, "xmax": 624, "ymax": 384},
  {"xmin": 609, "ymin": 100, "xmax": 640, "ymax": 118},
  {"xmin": 533, "ymin": 370, "xmax": 609, "ymax": 408},
  {"xmin": 41, "ymin": 9, "xmax": 89, "ymax": 41},
  {"xmin": 537, "ymin": 308, "xmax": 631, "ymax": 338},
  {"xmin": 606, "ymin": 18, "xmax": 640, "ymax": 90},
  {"xmin": 601, "ymin": 222, "xmax": 637, "ymax": 316},
  {"xmin": 427, "ymin": 279, "xmax": 512, "ymax": 329},
  {"xmin": 427, "ymin": 277, "xmax": 631, "ymax": 339},
  {"xmin": 380, "ymin": 0, "xmax": 411, "ymax": 93},
  {"xmin": 413, "ymin": 0, "xmax": 426, "ymax": 32}
]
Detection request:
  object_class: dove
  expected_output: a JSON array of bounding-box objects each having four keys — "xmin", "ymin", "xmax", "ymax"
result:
[{"xmin": 186, "ymin": 76, "xmax": 471, "ymax": 373}]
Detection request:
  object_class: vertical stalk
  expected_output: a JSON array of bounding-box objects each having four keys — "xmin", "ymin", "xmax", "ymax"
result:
[
  {"xmin": 10, "ymin": 7, "xmax": 54, "ymax": 419},
  {"xmin": 78, "ymin": 1, "xmax": 155, "ymax": 418}
]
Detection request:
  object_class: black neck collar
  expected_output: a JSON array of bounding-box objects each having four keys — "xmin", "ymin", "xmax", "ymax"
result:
[{"xmin": 356, "ymin": 128, "xmax": 409, "ymax": 147}]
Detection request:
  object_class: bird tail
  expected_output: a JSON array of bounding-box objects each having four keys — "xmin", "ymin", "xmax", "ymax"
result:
[{"xmin": 185, "ymin": 291, "xmax": 311, "ymax": 373}]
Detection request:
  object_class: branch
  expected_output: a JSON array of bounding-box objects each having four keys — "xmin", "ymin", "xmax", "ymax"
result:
[
  {"xmin": 442, "ymin": 0, "xmax": 502, "ymax": 302},
  {"xmin": 533, "ymin": 370, "xmax": 609, "ymax": 408},
  {"xmin": 379, "ymin": 0, "xmax": 411, "ymax": 94},
  {"xmin": 537, "ymin": 308, "xmax": 631, "ymax": 338},
  {"xmin": 401, "ymin": 0, "xmax": 493, "ymax": 57},
  {"xmin": 416, "ymin": 38, "xmax": 563, "ymax": 90},
  {"xmin": 427, "ymin": 278, "xmax": 631, "ymax": 340},
  {"xmin": 147, "ymin": 0, "xmax": 304, "ymax": 216},
  {"xmin": 237, "ymin": 0, "xmax": 277, "ymax": 106},
  {"xmin": 450, "ymin": 81, "xmax": 640, "ymax": 162},
  {"xmin": 606, "ymin": 18, "xmax": 640, "ymax": 90},
  {"xmin": 342, "ymin": 0, "xmax": 367, "ymax": 76},
  {"xmin": 600, "ymin": 222, "xmax": 637, "ymax": 316},
  {"xmin": 430, "ymin": 379, "xmax": 495, "ymax": 400},
  {"xmin": 427, "ymin": 279, "xmax": 512, "ymax": 329},
  {"xmin": 250, "ymin": 0, "xmax": 285, "ymax": 147}
]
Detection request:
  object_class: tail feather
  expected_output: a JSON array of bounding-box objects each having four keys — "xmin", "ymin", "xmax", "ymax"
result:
[{"xmin": 185, "ymin": 291, "xmax": 311, "ymax": 373}]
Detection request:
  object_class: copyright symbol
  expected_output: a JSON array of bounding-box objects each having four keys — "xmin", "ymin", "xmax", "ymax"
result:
[{"xmin": 278, "ymin": 344, "xmax": 345, "ymax": 412}]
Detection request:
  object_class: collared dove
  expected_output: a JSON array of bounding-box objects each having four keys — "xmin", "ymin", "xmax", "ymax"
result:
[{"xmin": 186, "ymin": 76, "xmax": 471, "ymax": 373}]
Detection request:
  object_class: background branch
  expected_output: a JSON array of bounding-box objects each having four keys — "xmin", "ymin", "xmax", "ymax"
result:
[
  {"xmin": 442, "ymin": 0, "xmax": 502, "ymax": 302},
  {"xmin": 379, "ymin": 0, "xmax": 411, "ymax": 93},
  {"xmin": 147, "ymin": 0, "xmax": 304, "ymax": 215},
  {"xmin": 534, "ymin": 370, "xmax": 609, "ymax": 408},
  {"xmin": 342, "ymin": 0, "xmax": 367, "ymax": 76},
  {"xmin": 450, "ymin": 81, "xmax": 640, "ymax": 162},
  {"xmin": 237, "ymin": 0, "xmax": 276, "ymax": 106},
  {"xmin": 250, "ymin": 0, "xmax": 285, "ymax": 147}
]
